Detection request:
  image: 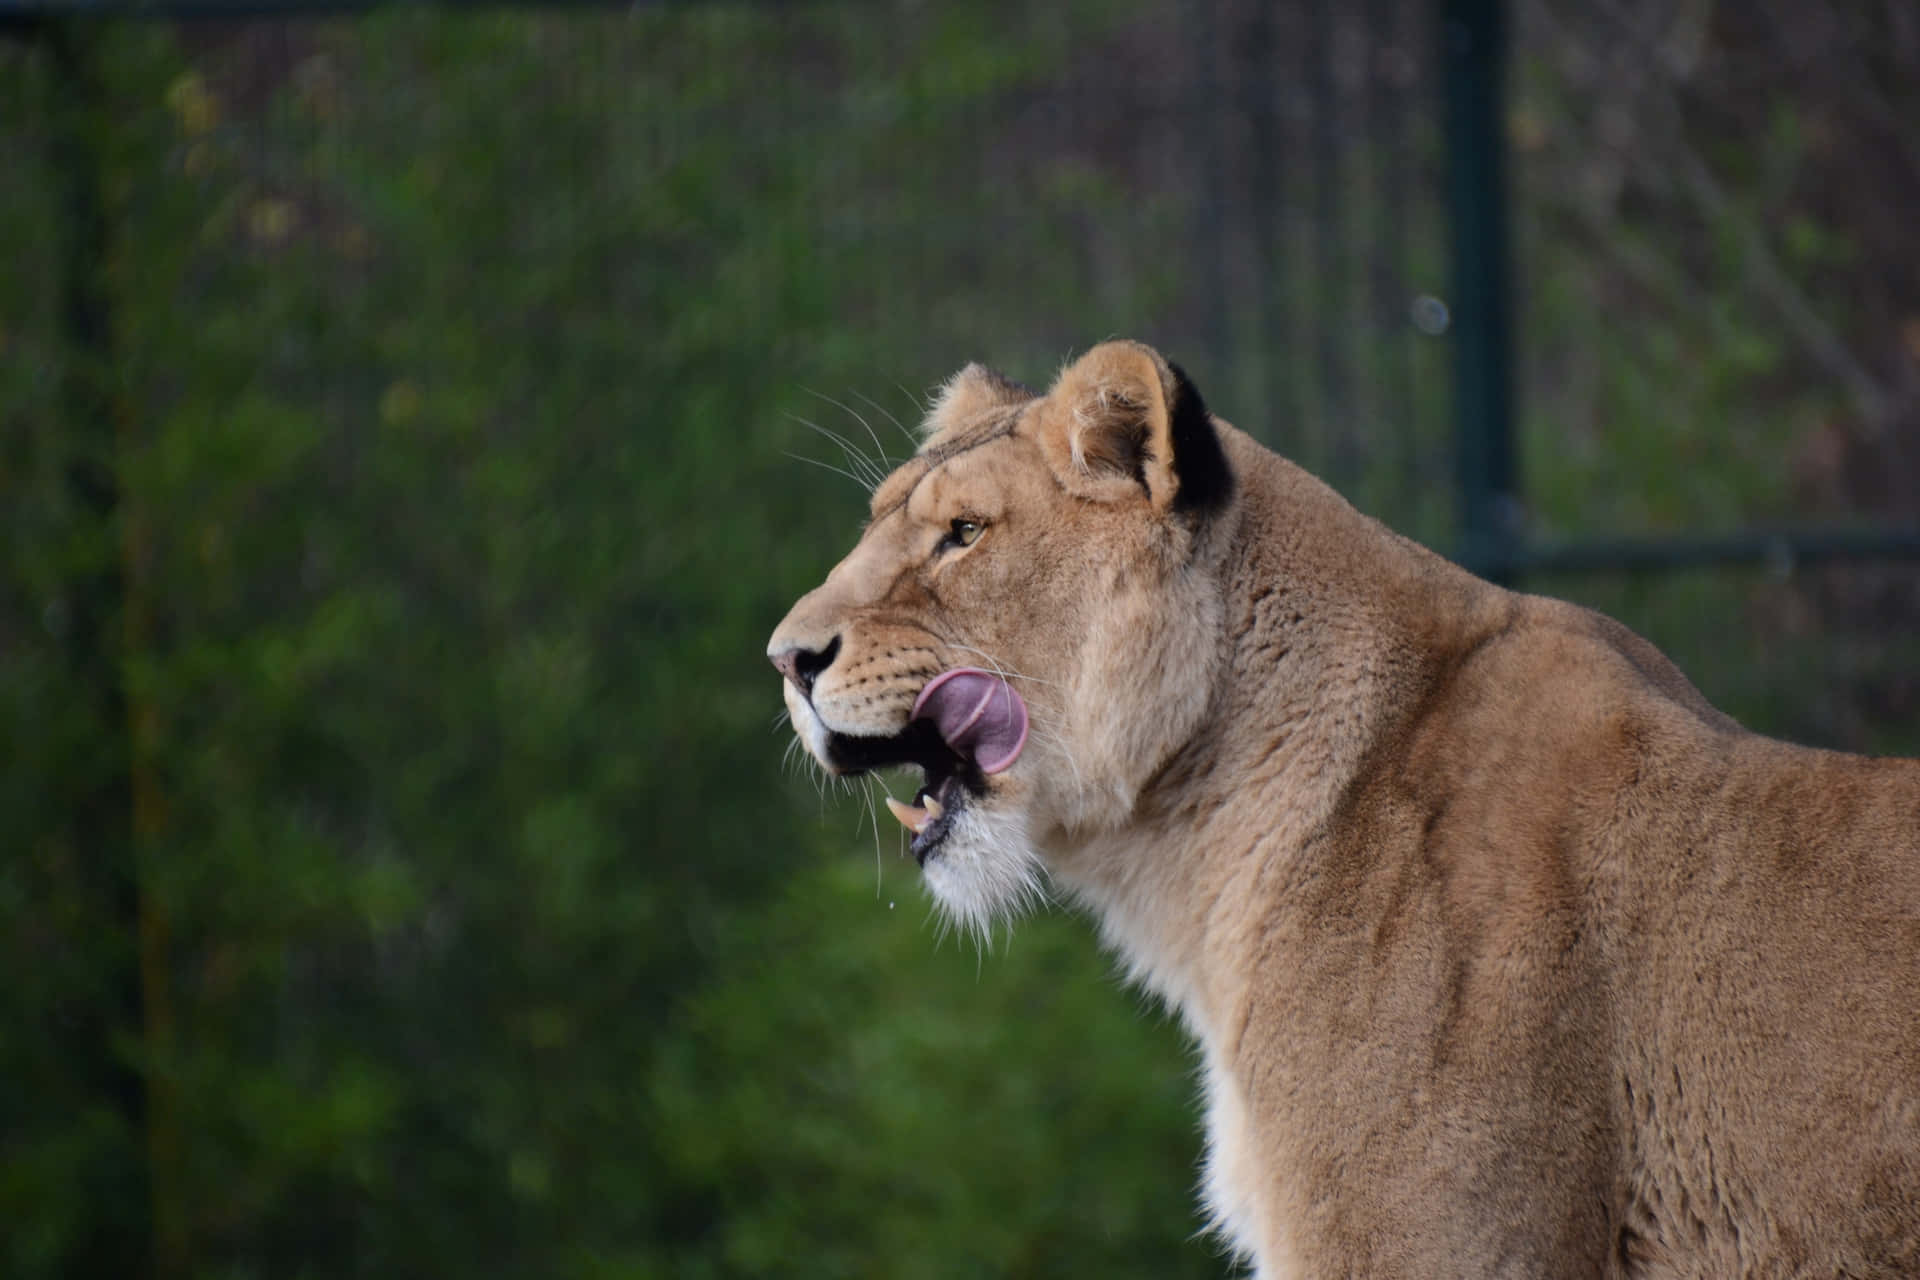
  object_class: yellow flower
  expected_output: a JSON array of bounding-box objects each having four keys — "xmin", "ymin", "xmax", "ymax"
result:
[
  {"xmin": 164, "ymin": 72, "xmax": 219, "ymax": 136},
  {"xmin": 248, "ymin": 198, "xmax": 296, "ymax": 246},
  {"xmin": 380, "ymin": 381, "xmax": 423, "ymax": 426}
]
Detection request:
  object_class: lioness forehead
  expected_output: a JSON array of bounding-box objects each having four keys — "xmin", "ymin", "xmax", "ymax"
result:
[{"xmin": 867, "ymin": 408, "xmax": 1027, "ymax": 521}]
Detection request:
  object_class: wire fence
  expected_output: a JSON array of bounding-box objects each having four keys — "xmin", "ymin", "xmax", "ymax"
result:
[{"xmin": 11, "ymin": 0, "xmax": 1917, "ymax": 564}]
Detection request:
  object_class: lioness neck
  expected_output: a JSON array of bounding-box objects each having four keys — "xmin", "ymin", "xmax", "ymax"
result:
[{"xmin": 1055, "ymin": 425, "xmax": 1509, "ymax": 1034}]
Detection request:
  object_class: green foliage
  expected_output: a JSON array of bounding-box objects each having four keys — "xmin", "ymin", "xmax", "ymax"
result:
[
  {"xmin": 2, "ymin": 7, "xmax": 1225, "ymax": 1277},
  {"xmin": 648, "ymin": 860, "xmax": 1216, "ymax": 1279}
]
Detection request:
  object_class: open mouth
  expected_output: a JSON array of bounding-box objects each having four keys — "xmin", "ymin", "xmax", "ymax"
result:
[
  {"xmin": 821, "ymin": 668, "xmax": 1030, "ymax": 865},
  {"xmin": 824, "ymin": 720, "xmax": 976, "ymax": 864}
]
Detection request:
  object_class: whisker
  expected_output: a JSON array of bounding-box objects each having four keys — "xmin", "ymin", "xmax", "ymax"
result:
[
  {"xmin": 1027, "ymin": 720, "xmax": 1084, "ymax": 792},
  {"xmin": 864, "ymin": 777, "xmax": 887, "ymax": 889},
  {"xmin": 805, "ymin": 388, "xmax": 896, "ymax": 482},
  {"xmin": 894, "ymin": 379, "xmax": 932, "ymax": 422},
  {"xmin": 867, "ymin": 774, "xmax": 907, "ymax": 897},
  {"xmin": 783, "ymin": 449, "xmax": 874, "ymax": 493},
  {"xmin": 786, "ymin": 412, "xmax": 889, "ymax": 490},
  {"xmin": 853, "ymin": 387, "xmax": 923, "ymax": 451},
  {"xmin": 792, "ymin": 402, "xmax": 889, "ymax": 490},
  {"xmin": 941, "ymin": 642, "xmax": 1064, "ymax": 690}
]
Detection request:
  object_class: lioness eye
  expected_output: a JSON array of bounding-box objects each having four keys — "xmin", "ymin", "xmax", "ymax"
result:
[{"xmin": 948, "ymin": 518, "xmax": 983, "ymax": 549}]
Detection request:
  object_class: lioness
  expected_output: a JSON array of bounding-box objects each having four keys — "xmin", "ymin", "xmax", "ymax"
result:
[{"xmin": 767, "ymin": 341, "xmax": 1920, "ymax": 1277}]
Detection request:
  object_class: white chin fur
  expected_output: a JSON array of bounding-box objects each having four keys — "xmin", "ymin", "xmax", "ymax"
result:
[
  {"xmin": 920, "ymin": 801, "xmax": 1046, "ymax": 941},
  {"xmin": 784, "ymin": 682, "xmax": 833, "ymax": 768}
]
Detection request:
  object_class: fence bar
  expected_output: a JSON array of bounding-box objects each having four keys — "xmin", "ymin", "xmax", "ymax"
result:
[
  {"xmin": 1440, "ymin": 0, "xmax": 1517, "ymax": 581},
  {"xmin": 1494, "ymin": 528, "xmax": 1920, "ymax": 578}
]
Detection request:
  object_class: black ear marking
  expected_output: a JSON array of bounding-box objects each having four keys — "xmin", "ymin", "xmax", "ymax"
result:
[{"xmin": 1165, "ymin": 360, "xmax": 1233, "ymax": 517}]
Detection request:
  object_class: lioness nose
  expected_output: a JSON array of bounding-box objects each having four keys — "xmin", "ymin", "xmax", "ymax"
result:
[{"xmin": 770, "ymin": 636, "xmax": 840, "ymax": 699}]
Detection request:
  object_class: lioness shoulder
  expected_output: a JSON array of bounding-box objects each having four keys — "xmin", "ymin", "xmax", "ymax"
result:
[{"xmin": 770, "ymin": 341, "xmax": 1920, "ymax": 1278}]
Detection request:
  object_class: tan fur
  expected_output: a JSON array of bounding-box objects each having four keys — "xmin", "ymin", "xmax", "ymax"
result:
[{"xmin": 768, "ymin": 342, "xmax": 1920, "ymax": 1277}]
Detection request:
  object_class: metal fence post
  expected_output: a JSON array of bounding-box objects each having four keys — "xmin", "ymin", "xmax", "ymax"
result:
[{"xmin": 1441, "ymin": 0, "xmax": 1517, "ymax": 582}]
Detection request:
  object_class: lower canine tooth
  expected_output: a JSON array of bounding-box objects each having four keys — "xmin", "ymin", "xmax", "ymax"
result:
[
  {"xmin": 922, "ymin": 794, "xmax": 944, "ymax": 822},
  {"xmin": 885, "ymin": 795, "xmax": 929, "ymax": 835}
]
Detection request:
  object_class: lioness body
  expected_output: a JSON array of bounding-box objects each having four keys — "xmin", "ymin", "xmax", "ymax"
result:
[{"xmin": 769, "ymin": 343, "xmax": 1920, "ymax": 1276}]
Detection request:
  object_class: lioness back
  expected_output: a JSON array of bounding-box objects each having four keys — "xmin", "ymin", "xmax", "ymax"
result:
[{"xmin": 770, "ymin": 341, "xmax": 1920, "ymax": 1277}]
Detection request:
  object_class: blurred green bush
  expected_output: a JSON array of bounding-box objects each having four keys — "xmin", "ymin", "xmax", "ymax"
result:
[{"xmin": 2, "ymin": 8, "xmax": 1227, "ymax": 1277}]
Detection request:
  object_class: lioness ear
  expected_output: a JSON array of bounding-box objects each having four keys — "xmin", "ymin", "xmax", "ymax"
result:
[
  {"xmin": 924, "ymin": 362, "xmax": 1034, "ymax": 437},
  {"xmin": 1037, "ymin": 340, "xmax": 1232, "ymax": 515}
]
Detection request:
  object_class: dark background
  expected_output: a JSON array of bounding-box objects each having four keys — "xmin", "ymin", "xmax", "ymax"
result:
[{"xmin": 2, "ymin": 1, "xmax": 1917, "ymax": 1275}]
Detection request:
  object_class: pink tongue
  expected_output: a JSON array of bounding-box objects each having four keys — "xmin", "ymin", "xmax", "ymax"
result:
[{"xmin": 910, "ymin": 668, "xmax": 1030, "ymax": 775}]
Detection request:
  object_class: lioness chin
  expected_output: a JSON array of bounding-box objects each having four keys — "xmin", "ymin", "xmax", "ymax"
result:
[{"xmin": 767, "ymin": 341, "xmax": 1920, "ymax": 1278}]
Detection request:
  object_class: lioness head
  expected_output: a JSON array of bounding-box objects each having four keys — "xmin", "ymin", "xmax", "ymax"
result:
[{"xmin": 768, "ymin": 342, "xmax": 1236, "ymax": 933}]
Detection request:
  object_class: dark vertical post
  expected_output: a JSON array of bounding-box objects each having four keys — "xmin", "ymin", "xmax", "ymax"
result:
[
  {"xmin": 1240, "ymin": 2, "xmax": 1285, "ymax": 443},
  {"xmin": 1440, "ymin": 0, "xmax": 1518, "ymax": 581},
  {"xmin": 1191, "ymin": 0, "xmax": 1236, "ymax": 387},
  {"xmin": 1308, "ymin": 0, "xmax": 1352, "ymax": 491},
  {"xmin": 1369, "ymin": 0, "xmax": 1418, "ymax": 517},
  {"xmin": 45, "ymin": 19, "xmax": 159, "ymax": 1280}
]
